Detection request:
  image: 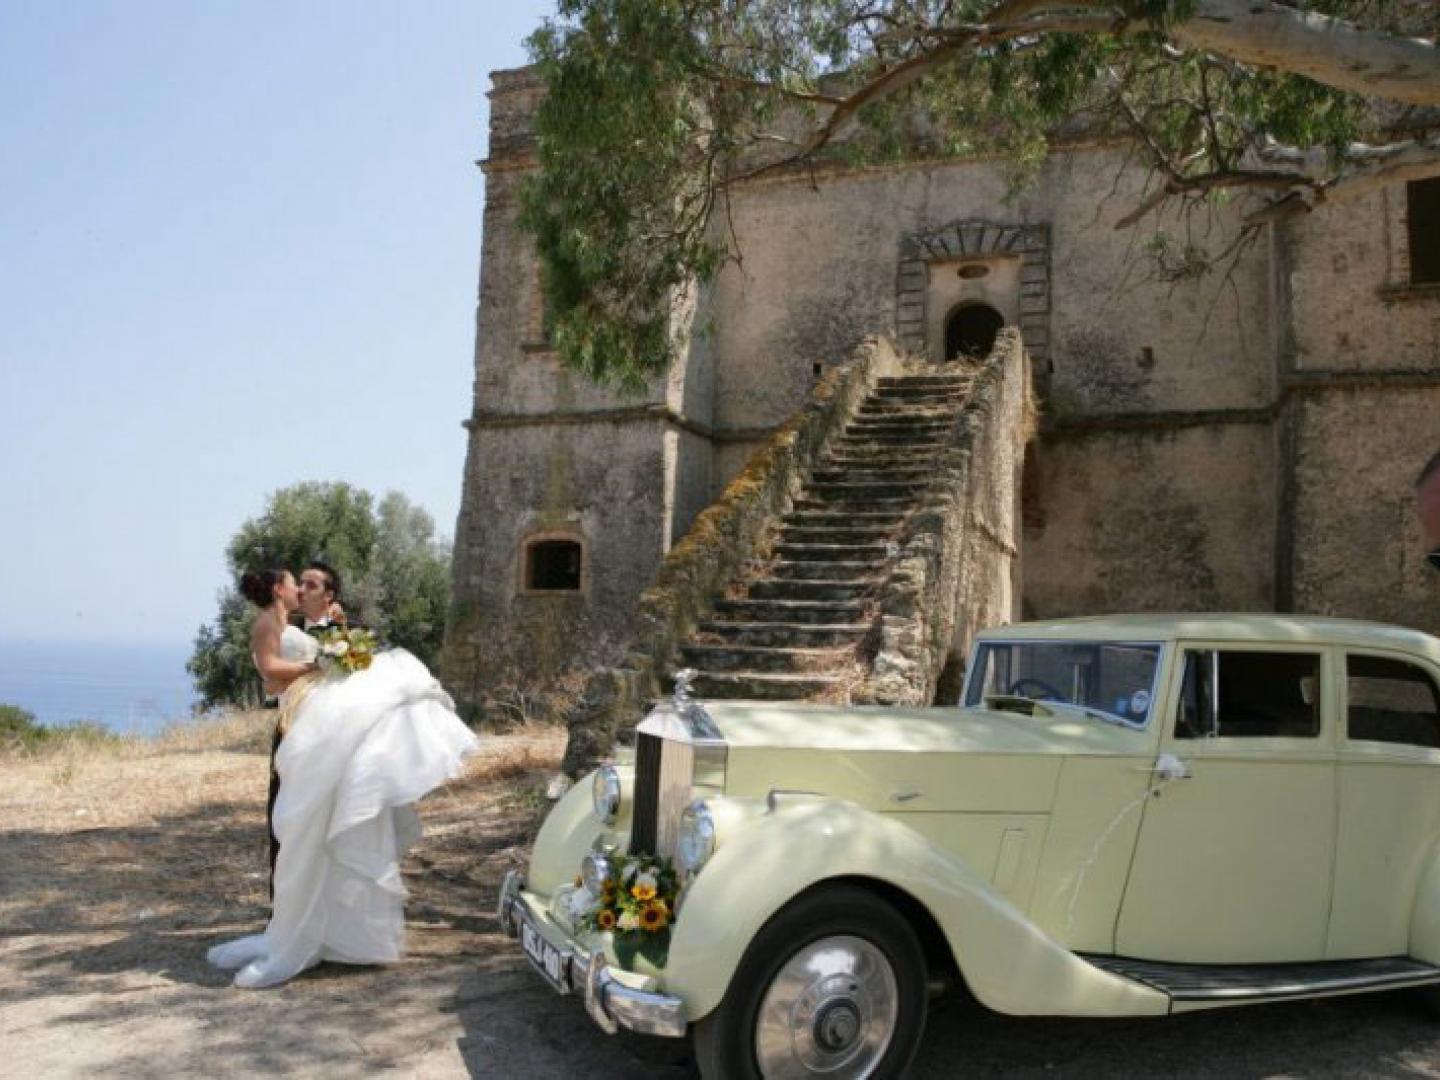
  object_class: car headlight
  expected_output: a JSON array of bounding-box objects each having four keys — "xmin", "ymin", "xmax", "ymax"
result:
[
  {"xmin": 592, "ymin": 765, "xmax": 622, "ymax": 824},
  {"xmin": 677, "ymin": 801, "xmax": 717, "ymax": 873},
  {"xmin": 581, "ymin": 851, "xmax": 612, "ymax": 896}
]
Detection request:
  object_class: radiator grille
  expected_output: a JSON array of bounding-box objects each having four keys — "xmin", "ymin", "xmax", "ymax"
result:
[
  {"xmin": 631, "ymin": 733, "xmax": 662, "ymax": 855},
  {"xmin": 629, "ymin": 732, "xmax": 695, "ymax": 858},
  {"xmin": 655, "ymin": 739, "xmax": 695, "ymax": 857}
]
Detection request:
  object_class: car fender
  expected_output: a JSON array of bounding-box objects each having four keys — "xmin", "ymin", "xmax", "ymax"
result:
[
  {"xmin": 1409, "ymin": 838, "xmax": 1440, "ymax": 964},
  {"xmin": 663, "ymin": 795, "xmax": 1169, "ymax": 1021},
  {"xmin": 528, "ymin": 769, "xmax": 610, "ymax": 897}
]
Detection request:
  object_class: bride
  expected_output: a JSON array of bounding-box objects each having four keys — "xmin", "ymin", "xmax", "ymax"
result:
[{"xmin": 207, "ymin": 568, "xmax": 480, "ymax": 989}]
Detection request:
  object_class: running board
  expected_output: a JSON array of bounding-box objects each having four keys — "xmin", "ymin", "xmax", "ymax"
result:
[{"xmin": 1083, "ymin": 954, "xmax": 1440, "ymax": 1006}]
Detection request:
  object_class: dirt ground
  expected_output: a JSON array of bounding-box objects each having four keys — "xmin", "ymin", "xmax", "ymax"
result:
[{"xmin": 5, "ymin": 716, "xmax": 1440, "ymax": 1079}]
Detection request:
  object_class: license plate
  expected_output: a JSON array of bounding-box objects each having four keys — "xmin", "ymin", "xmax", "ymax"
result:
[{"xmin": 518, "ymin": 909, "xmax": 569, "ymax": 992}]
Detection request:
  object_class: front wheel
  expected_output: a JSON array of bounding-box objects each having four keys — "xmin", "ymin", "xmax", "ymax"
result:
[{"xmin": 691, "ymin": 885, "xmax": 928, "ymax": 1079}]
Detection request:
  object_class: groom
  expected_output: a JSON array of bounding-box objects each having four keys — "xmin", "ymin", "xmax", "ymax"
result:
[
  {"xmin": 267, "ymin": 560, "xmax": 346, "ymax": 900},
  {"xmin": 296, "ymin": 560, "xmax": 345, "ymax": 633}
]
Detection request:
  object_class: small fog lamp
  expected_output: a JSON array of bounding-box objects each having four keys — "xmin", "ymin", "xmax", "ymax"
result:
[
  {"xmin": 677, "ymin": 801, "xmax": 717, "ymax": 873},
  {"xmin": 592, "ymin": 765, "xmax": 622, "ymax": 824},
  {"xmin": 581, "ymin": 851, "xmax": 612, "ymax": 897}
]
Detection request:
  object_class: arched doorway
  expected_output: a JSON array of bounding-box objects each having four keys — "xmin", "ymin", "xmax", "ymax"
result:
[{"xmin": 944, "ymin": 303, "xmax": 1004, "ymax": 361}]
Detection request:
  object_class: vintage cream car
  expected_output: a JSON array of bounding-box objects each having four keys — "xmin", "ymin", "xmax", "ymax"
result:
[{"xmin": 498, "ymin": 614, "xmax": 1440, "ymax": 1077}]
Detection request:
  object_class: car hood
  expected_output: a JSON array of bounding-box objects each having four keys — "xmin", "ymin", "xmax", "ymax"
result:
[
  {"xmin": 701, "ymin": 701, "xmax": 1152, "ymax": 814},
  {"xmin": 704, "ymin": 701, "xmax": 1149, "ymax": 754}
]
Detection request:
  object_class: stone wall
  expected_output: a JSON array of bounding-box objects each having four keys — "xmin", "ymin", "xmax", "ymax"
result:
[
  {"xmin": 1275, "ymin": 190, "xmax": 1440, "ymax": 637},
  {"xmin": 861, "ymin": 330, "xmax": 1033, "ymax": 705},
  {"xmin": 1023, "ymin": 423, "xmax": 1277, "ymax": 618}
]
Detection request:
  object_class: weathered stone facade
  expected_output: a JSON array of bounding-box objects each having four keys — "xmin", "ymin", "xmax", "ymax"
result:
[{"xmin": 442, "ymin": 65, "xmax": 1440, "ymax": 722}]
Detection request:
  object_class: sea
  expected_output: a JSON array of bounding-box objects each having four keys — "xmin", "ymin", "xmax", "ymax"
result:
[{"xmin": 0, "ymin": 637, "xmax": 198, "ymax": 737}]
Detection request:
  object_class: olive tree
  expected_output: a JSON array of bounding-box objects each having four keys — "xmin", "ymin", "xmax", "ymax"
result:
[{"xmin": 187, "ymin": 482, "xmax": 451, "ymax": 710}]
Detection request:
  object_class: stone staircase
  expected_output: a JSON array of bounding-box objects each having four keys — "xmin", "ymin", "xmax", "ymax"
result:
[{"xmin": 675, "ymin": 370, "xmax": 974, "ymax": 701}]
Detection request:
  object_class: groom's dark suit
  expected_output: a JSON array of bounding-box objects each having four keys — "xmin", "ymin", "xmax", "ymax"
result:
[{"xmin": 267, "ymin": 615, "xmax": 338, "ymax": 903}]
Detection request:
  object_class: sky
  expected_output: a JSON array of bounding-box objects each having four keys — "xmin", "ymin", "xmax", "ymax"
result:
[{"xmin": 0, "ymin": 0, "xmax": 556, "ymax": 646}]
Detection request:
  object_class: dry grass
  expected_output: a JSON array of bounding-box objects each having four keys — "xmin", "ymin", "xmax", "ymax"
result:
[{"xmin": 0, "ymin": 714, "xmax": 566, "ymax": 970}]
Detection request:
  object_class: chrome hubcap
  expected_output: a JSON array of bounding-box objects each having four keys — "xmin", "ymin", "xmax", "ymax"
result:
[{"xmin": 753, "ymin": 935, "xmax": 898, "ymax": 1078}]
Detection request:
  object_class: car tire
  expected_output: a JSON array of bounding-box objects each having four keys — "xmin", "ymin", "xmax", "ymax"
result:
[{"xmin": 690, "ymin": 884, "xmax": 928, "ymax": 1079}]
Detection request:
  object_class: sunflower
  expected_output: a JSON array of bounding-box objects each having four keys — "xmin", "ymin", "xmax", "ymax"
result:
[
  {"xmin": 631, "ymin": 882, "xmax": 657, "ymax": 902},
  {"xmin": 596, "ymin": 909, "xmax": 617, "ymax": 932},
  {"xmin": 639, "ymin": 901, "xmax": 669, "ymax": 932}
]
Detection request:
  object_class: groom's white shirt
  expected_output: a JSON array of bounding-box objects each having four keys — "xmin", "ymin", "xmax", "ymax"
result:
[{"xmin": 303, "ymin": 616, "xmax": 334, "ymax": 631}]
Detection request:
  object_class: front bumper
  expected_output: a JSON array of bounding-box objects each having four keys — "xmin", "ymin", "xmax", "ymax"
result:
[{"xmin": 496, "ymin": 870, "xmax": 688, "ymax": 1039}]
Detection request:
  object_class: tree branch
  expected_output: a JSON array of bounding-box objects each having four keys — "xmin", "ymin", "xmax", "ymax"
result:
[
  {"xmin": 1170, "ymin": 0, "xmax": 1440, "ymax": 107},
  {"xmin": 1115, "ymin": 169, "xmax": 1302, "ymax": 228},
  {"xmin": 1246, "ymin": 130, "xmax": 1440, "ymax": 222}
]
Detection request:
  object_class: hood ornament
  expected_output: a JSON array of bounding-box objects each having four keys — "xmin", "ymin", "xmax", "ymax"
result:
[
  {"xmin": 673, "ymin": 668, "xmax": 697, "ymax": 709},
  {"xmin": 669, "ymin": 668, "xmax": 722, "ymax": 741}
]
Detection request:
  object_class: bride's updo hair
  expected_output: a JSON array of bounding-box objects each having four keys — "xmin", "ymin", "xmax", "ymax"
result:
[{"xmin": 239, "ymin": 569, "xmax": 288, "ymax": 608}]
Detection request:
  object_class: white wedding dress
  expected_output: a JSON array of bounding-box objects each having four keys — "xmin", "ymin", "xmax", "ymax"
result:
[{"xmin": 207, "ymin": 626, "xmax": 479, "ymax": 988}]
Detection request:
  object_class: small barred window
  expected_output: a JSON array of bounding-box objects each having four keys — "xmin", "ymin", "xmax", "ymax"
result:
[
  {"xmin": 1407, "ymin": 178, "xmax": 1440, "ymax": 285},
  {"xmin": 525, "ymin": 539, "xmax": 583, "ymax": 592}
]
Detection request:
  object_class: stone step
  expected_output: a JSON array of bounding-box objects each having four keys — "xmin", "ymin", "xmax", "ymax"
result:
[
  {"xmin": 840, "ymin": 411, "xmax": 956, "ymax": 426},
  {"xmin": 782, "ymin": 507, "xmax": 905, "ymax": 523},
  {"xmin": 877, "ymin": 375, "xmax": 971, "ymax": 389},
  {"xmin": 747, "ymin": 578, "xmax": 876, "ymax": 602},
  {"xmin": 774, "ymin": 541, "xmax": 889, "ymax": 562},
  {"xmin": 869, "ymin": 394, "xmax": 967, "ymax": 406},
  {"xmin": 698, "ymin": 620, "xmax": 871, "ymax": 647},
  {"xmin": 714, "ymin": 598, "xmax": 869, "ymax": 623},
  {"xmin": 821, "ymin": 452, "xmax": 945, "ymax": 469},
  {"xmin": 780, "ymin": 523, "xmax": 896, "ymax": 544},
  {"xmin": 679, "ymin": 643, "xmax": 852, "ymax": 674},
  {"xmin": 835, "ymin": 435, "xmax": 950, "ymax": 449},
  {"xmin": 805, "ymin": 481, "xmax": 930, "ymax": 502},
  {"xmin": 784, "ymin": 506, "xmax": 906, "ymax": 521},
  {"xmin": 810, "ymin": 467, "xmax": 933, "ymax": 485},
  {"xmin": 845, "ymin": 421, "xmax": 954, "ymax": 437},
  {"xmin": 770, "ymin": 558, "xmax": 882, "ymax": 580},
  {"xmin": 793, "ymin": 496, "xmax": 918, "ymax": 514},
  {"xmin": 685, "ymin": 670, "xmax": 846, "ymax": 701},
  {"xmin": 855, "ymin": 405, "xmax": 960, "ymax": 419},
  {"xmin": 871, "ymin": 383, "xmax": 967, "ymax": 395},
  {"xmin": 868, "ymin": 393, "xmax": 967, "ymax": 408}
]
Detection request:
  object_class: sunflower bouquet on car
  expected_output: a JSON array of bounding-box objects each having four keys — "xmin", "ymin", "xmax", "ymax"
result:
[{"xmin": 574, "ymin": 852, "xmax": 680, "ymax": 967}]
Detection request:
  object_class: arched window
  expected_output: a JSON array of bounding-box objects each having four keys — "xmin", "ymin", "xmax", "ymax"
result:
[
  {"xmin": 944, "ymin": 303, "xmax": 1005, "ymax": 361},
  {"xmin": 523, "ymin": 537, "xmax": 584, "ymax": 592}
]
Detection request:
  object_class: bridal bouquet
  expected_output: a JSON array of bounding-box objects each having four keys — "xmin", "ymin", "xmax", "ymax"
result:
[
  {"xmin": 574, "ymin": 853, "xmax": 679, "ymax": 967},
  {"xmin": 313, "ymin": 625, "xmax": 379, "ymax": 673}
]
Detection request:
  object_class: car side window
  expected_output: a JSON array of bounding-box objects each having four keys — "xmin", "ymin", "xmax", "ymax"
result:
[
  {"xmin": 1174, "ymin": 650, "xmax": 1321, "ymax": 739},
  {"xmin": 1346, "ymin": 654, "xmax": 1440, "ymax": 749}
]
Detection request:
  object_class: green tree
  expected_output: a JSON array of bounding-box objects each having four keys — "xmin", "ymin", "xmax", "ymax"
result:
[
  {"xmin": 521, "ymin": 0, "xmax": 1440, "ymax": 387},
  {"xmin": 187, "ymin": 482, "xmax": 452, "ymax": 710},
  {"xmin": 0, "ymin": 703, "xmax": 45, "ymax": 752}
]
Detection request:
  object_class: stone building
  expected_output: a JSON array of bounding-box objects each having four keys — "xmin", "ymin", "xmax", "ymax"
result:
[{"xmin": 441, "ymin": 64, "xmax": 1440, "ymax": 722}]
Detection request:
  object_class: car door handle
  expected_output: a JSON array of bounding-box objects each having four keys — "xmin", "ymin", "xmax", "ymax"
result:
[{"xmin": 1134, "ymin": 755, "xmax": 1191, "ymax": 780}]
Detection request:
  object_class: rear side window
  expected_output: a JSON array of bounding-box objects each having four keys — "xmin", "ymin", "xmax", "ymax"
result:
[
  {"xmin": 1347, "ymin": 654, "xmax": 1440, "ymax": 749},
  {"xmin": 1175, "ymin": 650, "xmax": 1321, "ymax": 739}
]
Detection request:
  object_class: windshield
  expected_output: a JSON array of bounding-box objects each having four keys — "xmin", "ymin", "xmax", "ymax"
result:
[{"xmin": 964, "ymin": 640, "xmax": 1164, "ymax": 728}]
